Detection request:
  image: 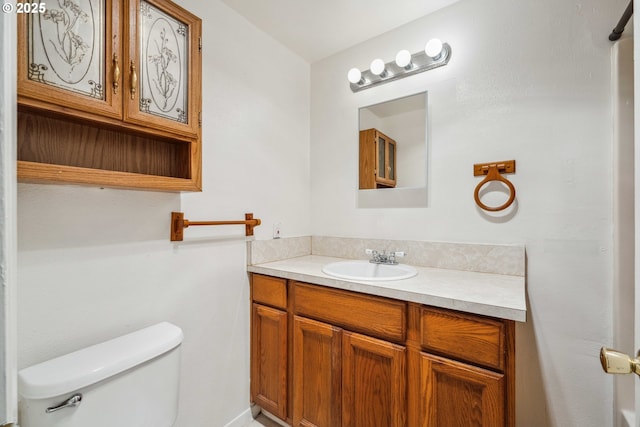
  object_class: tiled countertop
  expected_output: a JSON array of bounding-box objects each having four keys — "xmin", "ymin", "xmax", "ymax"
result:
[{"xmin": 248, "ymin": 255, "xmax": 526, "ymax": 322}]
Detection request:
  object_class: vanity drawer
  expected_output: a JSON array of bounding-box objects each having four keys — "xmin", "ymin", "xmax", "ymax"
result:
[
  {"xmin": 252, "ymin": 274, "xmax": 287, "ymax": 310},
  {"xmin": 420, "ymin": 307, "xmax": 506, "ymax": 371},
  {"xmin": 293, "ymin": 282, "xmax": 406, "ymax": 342}
]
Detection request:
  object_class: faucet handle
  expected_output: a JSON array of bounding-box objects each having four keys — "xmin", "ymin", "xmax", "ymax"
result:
[
  {"xmin": 365, "ymin": 249, "xmax": 376, "ymax": 255},
  {"xmin": 394, "ymin": 251, "xmax": 407, "ymax": 258}
]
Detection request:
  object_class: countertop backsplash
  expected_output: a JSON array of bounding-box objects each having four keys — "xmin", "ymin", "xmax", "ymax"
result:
[
  {"xmin": 247, "ymin": 236, "xmax": 312, "ymax": 265},
  {"xmin": 248, "ymin": 235, "xmax": 524, "ymax": 277}
]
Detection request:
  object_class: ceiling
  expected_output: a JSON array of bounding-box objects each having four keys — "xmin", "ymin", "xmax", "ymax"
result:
[{"xmin": 221, "ymin": 0, "xmax": 461, "ymax": 63}]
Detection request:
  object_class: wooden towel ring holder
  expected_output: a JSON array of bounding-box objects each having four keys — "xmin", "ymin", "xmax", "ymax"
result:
[{"xmin": 473, "ymin": 161, "xmax": 516, "ymax": 212}]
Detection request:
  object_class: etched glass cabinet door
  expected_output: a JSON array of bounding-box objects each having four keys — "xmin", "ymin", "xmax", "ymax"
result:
[
  {"xmin": 125, "ymin": 0, "xmax": 201, "ymax": 138},
  {"xmin": 17, "ymin": 0, "xmax": 123, "ymax": 119}
]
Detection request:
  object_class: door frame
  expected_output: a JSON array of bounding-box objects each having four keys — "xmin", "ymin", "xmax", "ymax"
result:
[
  {"xmin": 633, "ymin": 1, "xmax": 640, "ymax": 425},
  {"xmin": 0, "ymin": 8, "xmax": 18, "ymax": 425}
]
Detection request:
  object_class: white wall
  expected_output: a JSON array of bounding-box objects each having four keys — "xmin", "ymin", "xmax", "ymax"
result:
[
  {"xmin": 16, "ymin": 1, "xmax": 310, "ymax": 426},
  {"xmin": 310, "ymin": 0, "xmax": 623, "ymax": 426}
]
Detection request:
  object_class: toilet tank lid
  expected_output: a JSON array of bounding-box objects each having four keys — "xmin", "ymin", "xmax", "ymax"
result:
[{"xmin": 18, "ymin": 322, "xmax": 183, "ymax": 399}]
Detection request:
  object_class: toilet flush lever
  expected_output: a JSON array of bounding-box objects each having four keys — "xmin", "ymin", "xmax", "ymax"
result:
[{"xmin": 46, "ymin": 393, "xmax": 82, "ymax": 413}]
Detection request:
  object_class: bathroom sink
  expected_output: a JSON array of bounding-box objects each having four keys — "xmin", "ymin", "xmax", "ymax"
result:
[{"xmin": 322, "ymin": 260, "xmax": 417, "ymax": 281}]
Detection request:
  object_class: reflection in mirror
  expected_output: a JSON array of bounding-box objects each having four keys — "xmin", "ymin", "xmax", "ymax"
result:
[{"xmin": 358, "ymin": 92, "xmax": 427, "ymax": 208}]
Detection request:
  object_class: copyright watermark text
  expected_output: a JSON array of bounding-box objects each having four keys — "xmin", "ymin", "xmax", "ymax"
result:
[{"xmin": 3, "ymin": 2, "xmax": 47, "ymax": 13}]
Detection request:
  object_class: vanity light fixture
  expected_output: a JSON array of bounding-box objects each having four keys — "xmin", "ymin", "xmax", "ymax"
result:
[
  {"xmin": 424, "ymin": 38, "xmax": 444, "ymax": 59},
  {"xmin": 348, "ymin": 38, "xmax": 452, "ymax": 92},
  {"xmin": 395, "ymin": 50, "xmax": 413, "ymax": 69},
  {"xmin": 370, "ymin": 58, "xmax": 388, "ymax": 78},
  {"xmin": 347, "ymin": 67, "xmax": 365, "ymax": 85}
]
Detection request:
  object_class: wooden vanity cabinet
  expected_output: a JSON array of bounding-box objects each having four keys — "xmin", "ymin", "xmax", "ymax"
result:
[
  {"xmin": 17, "ymin": 0, "xmax": 202, "ymax": 191},
  {"xmin": 250, "ymin": 273, "xmax": 515, "ymax": 427},
  {"xmin": 359, "ymin": 128, "xmax": 397, "ymax": 189}
]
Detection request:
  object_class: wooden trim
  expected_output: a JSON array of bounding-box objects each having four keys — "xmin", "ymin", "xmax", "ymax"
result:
[
  {"xmin": 18, "ymin": 161, "xmax": 200, "ymax": 192},
  {"xmin": 505, "ymin": 320, "xmax": 516, "ymax": 427}
]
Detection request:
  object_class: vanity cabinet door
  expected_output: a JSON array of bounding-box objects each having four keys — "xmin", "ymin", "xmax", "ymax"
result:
[
  {"xmin": 18, "ymin": 0, "xmax": 123, "ymax": 119},
  {"xmin": 419, "ymin": 352, "xmax": 505, "ymax": 427},
  {"xmin": 251, "ymin": 304, "xmax": 288, "ymax": 421},
  {"xmin": 292, "ymin": 316, "xmax": 342, "ymax": 427},
  {"xmin": 342, "ymin": 331, "xmax": 406, "ymax": 427},
  {"xmin": 125, "ymin": 0, "xmax": 201, "ymax": 138}
]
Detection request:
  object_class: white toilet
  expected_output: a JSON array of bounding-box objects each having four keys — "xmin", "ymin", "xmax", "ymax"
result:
[{"xmin": 18, "ymin": 322, "xmax": 183, "ymax": 427}]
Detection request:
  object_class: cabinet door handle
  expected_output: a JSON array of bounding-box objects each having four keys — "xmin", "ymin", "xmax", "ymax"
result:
[
  {"xmin": 130, "ymin": 61, "xmax": 137, "ymax": 100},
  {"xmin": 112, "ymin": 54, "xmax": 120, "ymax": 94}
]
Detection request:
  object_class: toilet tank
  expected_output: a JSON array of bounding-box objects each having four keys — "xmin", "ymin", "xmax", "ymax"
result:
[{"xmin": 18, "ymin": 322, "xmax": 183, "ymax": 427}]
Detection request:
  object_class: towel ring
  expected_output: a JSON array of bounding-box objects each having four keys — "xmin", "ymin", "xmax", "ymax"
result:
[{"xmin": 473, "ymin": 164, "xmax": 516, "ymax": 212}]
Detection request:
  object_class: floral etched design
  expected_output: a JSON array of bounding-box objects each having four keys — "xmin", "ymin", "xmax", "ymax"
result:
[
  {"xmin": 28, "ymin": 63, "xmax": 48, "ymax": 83},
  {"xmin": 140, "ymin": 97, "xmax": 152, "ymax": 113},
  {"xmin": 147, "ymin": 27, "xmax": 178, "ymax": 110},
  {"xmin": 42, "ymin": 0, "xmax": 90, "ymax": 69},
  {"xmin": 140, "ymin": 2, "xmax": 152, "ymax": 19}
]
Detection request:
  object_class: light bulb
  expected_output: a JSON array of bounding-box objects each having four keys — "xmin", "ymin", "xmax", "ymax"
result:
[
  {"xmin": 425, "ymin": 38, "xmax": 444, "ymax": 59},
  {"xmin": 347, "ymin": 68, "xmax": 363, "ymax": 84},
  {"xmin": 395, "ymin": 50, "xmax": 412, "ymax": 68},
  {"xmin": 370, "ymin": 58, "xmax": 386, "ymax": 76}
]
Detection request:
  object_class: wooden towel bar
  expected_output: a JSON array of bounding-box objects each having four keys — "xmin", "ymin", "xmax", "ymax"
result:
[{"xmin": 170, "ymin": 212, "xmax": 261, "ymax": 241}]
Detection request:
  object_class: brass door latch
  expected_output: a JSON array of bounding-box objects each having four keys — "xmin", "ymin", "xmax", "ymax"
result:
[{"xmin": 600, "ymin": 347, "xmax": 640, "ymax": 376}]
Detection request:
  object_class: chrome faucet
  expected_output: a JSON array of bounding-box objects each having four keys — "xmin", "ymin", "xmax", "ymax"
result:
[{"xmin": 365, "ymin": 249, "xmax": 407, "ymax": 265}]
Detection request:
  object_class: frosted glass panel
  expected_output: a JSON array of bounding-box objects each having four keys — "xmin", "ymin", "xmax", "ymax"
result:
[
  {"xmin": 28, "ymin": 0, "xmax": 105, "ymax": 99},
  {"xmin": 139, "ymin": 0, "xmax": 189, "ymax": 123},
  {"xmin": 389, "ymin": 143, "xmax": 395, "ymax": 180},
  {"xmin": 378, "ymin": 136, "xmax": 386, "ymax": 179}
]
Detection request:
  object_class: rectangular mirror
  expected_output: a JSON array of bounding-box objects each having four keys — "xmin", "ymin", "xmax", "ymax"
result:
[{"xmin": 358, "ymin": 91, "xmax": 428, "ymax": 208}]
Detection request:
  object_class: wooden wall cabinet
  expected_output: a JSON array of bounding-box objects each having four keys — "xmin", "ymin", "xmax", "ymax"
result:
[
  {"xmin": 17, "ymin": 0, "xmax": 202, "ymax": 191},
  {"xmin": 359, "ymin": 128, "xmax": 396, "ymax": 189},
  {"xmin": 250, "ymin": 273, "xmax": 515, "ymax": 427}
]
